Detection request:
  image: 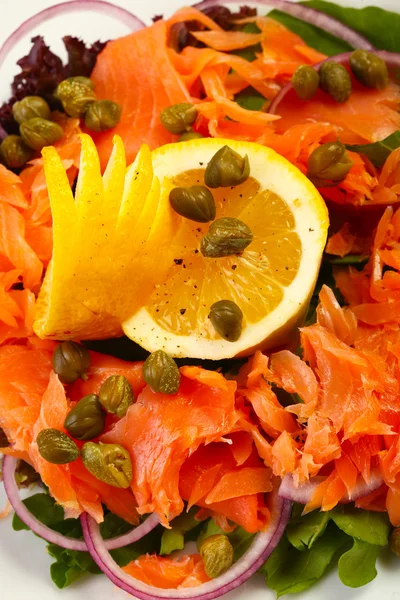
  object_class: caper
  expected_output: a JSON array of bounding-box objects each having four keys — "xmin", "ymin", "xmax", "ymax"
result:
[
  {"xmin": 52, "ymin": 341, "xmax": 91, "ymax": 384},
  {"xmin": 0, "ymin": 135, "xmax": 34, "ymax": 169},
  {"xmin": 81, "ymin": 442, "xmax": 132, "ymax": 488},
  {"xmin": 54, "ymin": 77, "xmax": 97, "ymax": 117},
  {"xmin": 200, "ymin": 535, "xmax": 234, "ymax": 579},
  {"xmin": 36, "ymin": 428, "xmax": 79, "ymax": 464},
  {"xmin": 292, "ymin": 65, "xmax": 320, "ymax": 100},
  {"xmin": 178, "ymin": 130, "xmax": 204, "ymax": 142},
  {"xmin": 64, "ymin": 394, "xmax": 105, "ymax": 440},
  {"xmin": 201, "ymin": 217, "xmax": 253, "ymax": 258},
  {"xmin": 319, "ymin": 61, "xmax": 352, "ymax": 103},
  {"xmin": 204, "ymin": 145, "xmax": 250, "ymax": 188},
  {"xmin": 143, "ymin": 350, "xmax": 180, "ymax": 395},
  {"xmin": 169, "ymin": 185, "xmax": 216, "ymax": 223},
  {"xmin": 390, "ymin": 528, "xmax": 400, "ymax": 557},
  {"xmin": 20, "ymin": 118, "xmax": 64, "ymax": 151},
  {"xmin": 99, "ymin": 375, "xmax": 134, "ymax": 418},
  {"xmin": 349, "ymin": 50, "xmax": 389, "ymax": 90},
  {"xmin": 160, "ymin": 103, "xmax": 197, "ymax": 135},
  {"xmin": 0, "ymin": 427, "xmax": 9, "ymax": 448},
  {"xmin": 12, "ymin": 96, "xmax": 51, "ymax": 125},
  {"xmin": 307, "ymin": 140, "xmax": 353, "ymax": 185},
  {"xmin": 84, "ymin": 100, "xmax": 121, "ymax": 132},
  {"xmin": 209, "ymin": 300, "xmax": 243, "ymax": 342}
]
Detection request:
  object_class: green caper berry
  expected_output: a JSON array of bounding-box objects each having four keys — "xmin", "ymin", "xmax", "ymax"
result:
[
  {"xmin": 204, "ymin": 145, "xmax": 250, "ymax": 188},
  {"xmin": 99, "ymin": 375, "xmax": 134, "ymax": 418},
  {"xmin": 209, "ymin": 299, "xmax": 243, "ymax": 342},
  {"xmin": 52, "ymin": 341, "xmax": 91, "ymax": 384},
  {"xmin": 81, "ymin": 442, "xmax": 132, "ymax": 488},
  {"xmin": 12, "ymin": 96, "xmax": 51, "ymax": 125},
  {"xmin": 200, "ymin": 217, "xmax": 253, "ymax": 258},
  {"xmin": 64, "ymin": 394, "xmax": 106, "ymax": 441},
  {"xmin": 0, "ymin": 135, "xmax": 34, "ymax": 169},
  {"xmin": 54, "ymin": 77, "xmax": 97, "ymax": 117},
  {"xmin": 349, "ymin": 50, "xmax": 389, "ymax": 90},
  {"xmin": 200, "ymin": 535, "xmax": 234, "ymax": 579},
  {"xmin": 292, "ymin": 65, "xmax": 320, "ymax": 101},
  {"xmin": 160, "ymin": 103, "xmax": 198, "ymax": 135},
  {"xmin": 178, "ymin": 130, "xmax": 204, "ymax": 142},
  {"xmin": 319, "ymin": 61, "xmax": 352, "ymax": 103},
  {"xmin": 84, "ymin": 100, "xmax": 121, "ymax": 132},
  {"xmin": 20, "ymin": 118, "xmax": 64, "ymax": 151},
  {"xmin": 307, "ymin": 141, "xmax": 353, "ymax": 184},
  {"xmin": 169, "ymin": 185, "xmax": 216, "ymax": 223},
  {"xmin": 36, "ymin": 428, "xmax": 79, "ymax": 464},
  {"xmin": 390, "ymin": 528, "xmax": 400, "ymax": 557},
  {"xmin": 0, "ymin": 427, "xmax": 9, "ymax": 448},
  {"xmin": 143, "ymin": 350, "xmax": 180, "ymax": 395}
]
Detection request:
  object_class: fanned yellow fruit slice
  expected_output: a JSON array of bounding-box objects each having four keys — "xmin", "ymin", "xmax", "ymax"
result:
[
  {"xmin": 123, "ymin": 138, "xmax": 329, "ymax": 359},
  {"xmin": 33, "ymin": 134, "xmax": 178, "ymax": 340}
]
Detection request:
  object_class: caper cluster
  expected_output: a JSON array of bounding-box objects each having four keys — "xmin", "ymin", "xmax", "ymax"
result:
[
  {"xmin": 35, "ymin": 341, "xmax": 134, "ymax": 488},
  {"xmin": 292, "ymin": 50, "xmax": 389, "ymax": 105},
  {"xmin": 54, "ymin": 76, "xmax": 121, "ymax": 132},
  {"xmin": 0, "ymin": 95, "xmax": 63, "ymax": 169},
  {"xmin": 0, "ymin": 77, "xmax": 121, "ymax": 170}
]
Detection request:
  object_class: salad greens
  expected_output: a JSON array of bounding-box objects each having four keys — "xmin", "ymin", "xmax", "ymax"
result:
[
  {"xmin": 271, "ymin": 1, "xmax": 400, "ymax": 55},
  {"xmin": 12, "ymin": 493, "xmax": 162, "ymax": 589},
  {"xmin": 347, "ymin": 131, "xmax": 400, "ymax": 168},
  {"xmin": 263, "ymin": 504, "xmax": 391, "ymax": 596}
]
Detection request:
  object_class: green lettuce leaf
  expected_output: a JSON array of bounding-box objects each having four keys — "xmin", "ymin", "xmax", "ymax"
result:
[
  {"xmin": 234, "ymin": 89, "xmax": 266, "ymax": 111},
  {"xmin": 270, "ymin": 1, "xmax": 400, "ymax": 56},
  {"xmin": 11, "ymin": 492, "xmax": 162, "ymax": 587},
  {"xmin": 263, "ymin": 523, "xmax": 348, "ymax": 597},
  {"xmin": 286, "ymin": 510, "xmax": 330, "ymax": 551},
  {"xmin": 346, "ymin": 131, "xmax": 400, "ymax": 168},
  {"xmin": 331, "ymin": 505, "xmax": 390, "ymax": 546},
  {"xmin": 160, "ymin": 508, "xmax": 201, "ymax": 555},
  {"xmin": 338, "ymin": 539, "xmax": 380, "ymax": 588}
]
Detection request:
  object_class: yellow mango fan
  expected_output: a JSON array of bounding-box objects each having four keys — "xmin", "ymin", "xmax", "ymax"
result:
[{"xmin": 34, "ymin": 135, "xmax": 328, "ymax": 360}]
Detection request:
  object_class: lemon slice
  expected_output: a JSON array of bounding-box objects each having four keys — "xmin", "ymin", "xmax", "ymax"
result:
[
  {"xmin": 33, "ymin": 135, "xmax": 178, "ymax": 340},
  {"xmin": 123, "ymin": 138, "xmax": 328, "ymax": 359}
]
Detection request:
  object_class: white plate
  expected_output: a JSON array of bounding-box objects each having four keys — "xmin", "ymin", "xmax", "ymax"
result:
[{"xmin": 1, "ymin": 0, "xmax": 400, "ymax": 598}]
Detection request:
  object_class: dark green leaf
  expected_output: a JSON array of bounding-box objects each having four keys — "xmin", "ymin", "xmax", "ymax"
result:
[
  {"xmin": 328, "ymin": 254, "xmax": 369, "ymax": 265},
  {"xmin": 231, "ymin": 23, "xmax": 262, "ymax": 62},
  {"xmin": 110, "ymin": 526, "xmax": 162, "ymax": 568},
  {"xmin": 302, "ymin": 1, "xmax": 400, "ymax": 53},
  {"xmin": 160, "ymin": 508, "xmax": 200, "ymax": 555},
  {"xmin": 287, "ymin": 511, "xmax": 330, "ymax": 551},
  {"xmin": 50, "ymin": 562, "xmax": 88, "ymax": 589},
  {"xmin": 331, "ymin": 506, "xmax": 390, "ymax": 546},
  {"xmin": 234, "ymin": 89, "xmax": 266, "ymax": 111},
  {"xmin": 263, "ymin": 523, "xmax": 348, "ymax": 597},
  {"xmin": 12, "ymin": 493, "xmax": 64, "ymax": 531},
  {"xmin": 346, "ymin": 131, "xmax": 400, "ymax": 168},
  {"xmin": 338, "ymin": 539, "xmax": 380, "ymax": 588},
  {"xmin": 269, "ymin": 9, "xmax": 350, "ymax": 56}
]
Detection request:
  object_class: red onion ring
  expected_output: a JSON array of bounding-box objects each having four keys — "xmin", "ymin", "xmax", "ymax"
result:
[
  {"xmin": 269, "ymin": 50, "xmax": 400, "ymax": 114},
  {"xmin": 2, "ymin": 455, "xmax": 159, "ymax": 551},
  {"xmin": 279, "ymin": 469, "xmax": 384, "ymax": 505},
  {"xmin": 193, "ymin": 0, "xmax": 374, "ymax": 51},
  {"xmin": 0, "ymin": 0, "xmax": 145, "ymax": 71},
  {"xmin": 81, "ymin": 486, "xmax": 291, "ymax": 600}
]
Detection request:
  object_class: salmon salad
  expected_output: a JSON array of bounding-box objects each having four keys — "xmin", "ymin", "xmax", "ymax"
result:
[{"xmin": 1, "ymin": 1, "xmax": 400, "ymax": 598}]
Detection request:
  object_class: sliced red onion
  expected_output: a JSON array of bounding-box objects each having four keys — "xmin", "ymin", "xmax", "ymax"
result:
[
  {"xmin": 279, "ymin": 469, "xmax": 384, "ymax": 505},
  {"xmin": 269, "ymin": 50, "xmax": 400, "ymax": 114},
  {"xmin": 0, "ymin": 0, "xmax": 145, "ymax": 71},
  {"xmin": 81, "ymin": 487, "xmax": 291, "ymax": 600},
  {"xmin": 2, "ymin": 455, "xmax": 158, "ymax": 551},
  {"xmin": 194, "ymin": 0, "xmax": 373, "ymax": 51}
]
